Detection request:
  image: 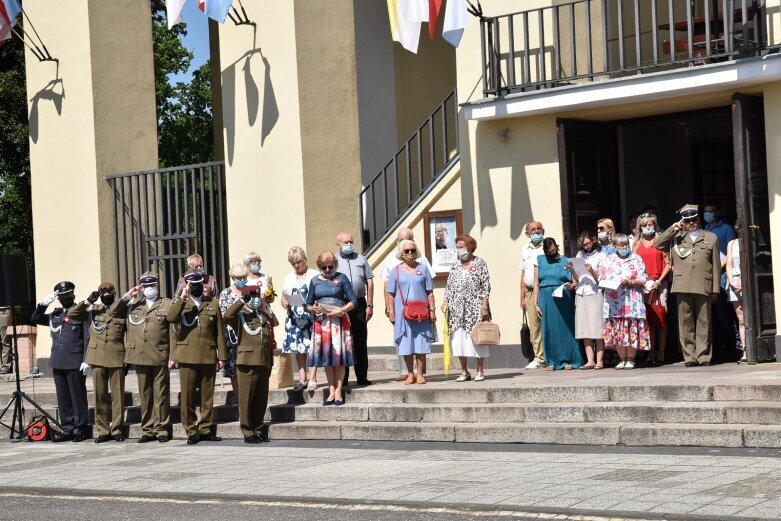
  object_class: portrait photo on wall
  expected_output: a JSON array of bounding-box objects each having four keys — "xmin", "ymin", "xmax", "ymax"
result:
[{"xmin": 423, "ymin": 210, "xmax": 463, "ymax": 274}]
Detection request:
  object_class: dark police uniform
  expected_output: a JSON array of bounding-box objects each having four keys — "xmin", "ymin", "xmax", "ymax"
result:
[
  {"xmin": 167, "ymin": 272, "xmax": 227, "ymax": 444},
  {"xmin": 223, "ymin": 298, "xmax": 274, "ymax": 443},
  {"xmin": 31, "ymin": 281, "xmax": 90, "ymax": 441}
]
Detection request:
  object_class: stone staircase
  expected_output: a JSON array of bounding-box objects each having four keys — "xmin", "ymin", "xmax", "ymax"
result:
[{"xmin": 4, "ymin": 368, "xmax": 781, "ymax": 448}]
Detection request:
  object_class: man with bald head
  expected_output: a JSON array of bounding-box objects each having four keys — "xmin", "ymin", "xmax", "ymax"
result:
[{"xmin": 336, "ymin": 231, "xmax": 374, "ymax": 386}]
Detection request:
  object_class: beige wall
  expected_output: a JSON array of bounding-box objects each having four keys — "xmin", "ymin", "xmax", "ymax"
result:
[
  {"xmin": 25, "ymin": 0, "xmax": 158, "ymax": 361},
  {"xmin": 761, "ymin": 82, "xmax": 781, "ymax": 345}
]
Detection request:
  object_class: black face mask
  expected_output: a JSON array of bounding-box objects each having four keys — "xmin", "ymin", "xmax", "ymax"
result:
[
  {"xmin": 189, "ymin": 284, "xmax": 204, "ymax": 298},
  {"xmin": 59, "ymin": 297, "xmax": 75, "ymax": 309},
  {"xmin": 100, "ymin": 295, "xmax": 115, "ymax": 307}
]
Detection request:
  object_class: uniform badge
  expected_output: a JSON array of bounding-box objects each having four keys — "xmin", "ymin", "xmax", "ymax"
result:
[{"xmin": 64, "ymin": 317, "xmax": 70, "ymax": 323}]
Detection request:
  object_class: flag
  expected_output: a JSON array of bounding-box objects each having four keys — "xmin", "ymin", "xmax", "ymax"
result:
[
  {"xmin": 442, "ymin": 0, "xmax": 468, "ymax": 48},
  {"xmin": 390, "ymin": 0, "xmax": 427, "ymax": 54},
  {"xmin": 197, "ymin": 0, "xmax": 205, "ymax": 12},
  {"xmin": 443, "ymin": 309, "xmax": 451, "ymax": 377},
  {"xmin": 204, "ymin": 0, "xmax": 233, "ymax": 23},
  {"xmin": 166, "ymin": 0, "xmax": 187, "ymax": 29},
  {"xmin": 0, "ymin": 0, "xmax": 22, "ymax": 44},
  {"xmin": 428, "ymin": 0, "xmax": 442, "ymax": 40}
]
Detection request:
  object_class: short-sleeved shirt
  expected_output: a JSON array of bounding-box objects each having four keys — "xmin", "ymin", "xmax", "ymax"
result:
[
  {"xmin": 574, "ymin": 249, "xmax": 605, "ymax": 296},
  {"xmin": 520, "ymin": 243, "xmax": 544, "ymax": 287},
  {"xmin": 379, "ymin": 251, "xmax": 434, "ymax": 281},
  {"xmin": 336, "ymin": 252, "xmax": 374, "ymax": 299},
  {"xmin": 306, "ymin": 273, "xmax": 358, "ymax": 307},
  {"xmin": 705, "ymin": 220, "xmax": 736, "ymax": 256}
]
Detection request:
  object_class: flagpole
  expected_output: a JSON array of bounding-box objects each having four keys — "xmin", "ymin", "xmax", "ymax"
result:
[
  {"xmin": 9, "ymin": 24, "xmax": 44, "ymax": 61},
  {"xmin": 20, "ymin": 9, "xmax": 52, "ymax": 59}
]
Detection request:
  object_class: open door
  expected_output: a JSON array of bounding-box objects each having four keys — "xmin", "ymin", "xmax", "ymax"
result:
[
  {"xmin": 732, "ymin": 93, "xmax": 776, "ymax": 362},
  {"xmin": 556, "ymin": 119, "xmax": 620, "ymax": 256}
]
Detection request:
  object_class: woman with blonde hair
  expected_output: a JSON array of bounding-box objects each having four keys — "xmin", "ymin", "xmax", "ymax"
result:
[
  {"xmin": 306, "ymin": 251, "xmax": 357, "ymax": 405},
  {"xmin": 244, "ymin": 251, "xmax": 275, "ymax": 304},
  {"xmin": 596, "ymin": 218, "xmax": 617, "ymax": 254},
  {"xmin": 281, "ymin": 246, "xmax": 319, "ymax": 391}
]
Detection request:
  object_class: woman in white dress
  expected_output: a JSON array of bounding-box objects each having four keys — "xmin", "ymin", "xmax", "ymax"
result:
[{"xmin": 725, "ymin": 220, "xmax": 745, "ymax": 361}]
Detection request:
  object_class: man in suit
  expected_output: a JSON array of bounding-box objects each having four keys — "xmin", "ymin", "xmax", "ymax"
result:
[
  {"xmin": 167, "ymin": 272, "xmax": 227, "ymax": 445},
  {"xmin": 121, "ymin": 273, "xmax": 173, "ymax": 443},
  {"xmin": 656, "ymin": 204, "xmax": 721, "ymax": 366},
  {"xmin": 31, "ymin": 282, "xmax": 91, "ymax": 441},
  {"xmin": 72, "ymin": 282, "xmax": 127, "ymax": 443}
]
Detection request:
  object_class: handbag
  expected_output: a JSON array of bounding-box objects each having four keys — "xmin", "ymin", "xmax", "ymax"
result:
[
  {"xmin": 520, "ymin": 311, "xmax": 533, "ymax": 360},
  {"xmin": 396, "ymin": 266, "xmax": 430, "ymax": 322},
  {"xmin": 471, "ymin": 306, "xmax": 501, "ymax": 345},
  {"xmin": 645, "ymin": 288, "xmax": 666, "ymax": 329}
]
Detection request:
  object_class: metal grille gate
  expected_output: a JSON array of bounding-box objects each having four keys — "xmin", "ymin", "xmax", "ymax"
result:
[{"xmin": 105, "ymin": 161, "xmax": 229, "ymax": 298}]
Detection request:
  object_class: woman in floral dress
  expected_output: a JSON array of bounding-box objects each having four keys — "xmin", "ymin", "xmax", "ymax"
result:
[
  {"xmin": 599, "ymin": 233, "xmax": 650, "ymax": 369},
  {"xmin": 281, "ymin": 246, "xmax": 319, "ymax": 392}
]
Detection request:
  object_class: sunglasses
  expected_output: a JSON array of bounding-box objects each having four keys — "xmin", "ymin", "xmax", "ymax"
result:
[
  {"xmin": 682, "ymin": 217, "xmax": 698, "ymax": 223},
  {"xmin": 320, "ymin": 265, "xmax": 335, "ymax": 271},
  {"xmin": 402, "ymin": 249, "xmax": 417, "ymax": 254}
]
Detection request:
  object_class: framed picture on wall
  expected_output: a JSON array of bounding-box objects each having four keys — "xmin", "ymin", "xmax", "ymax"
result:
[{"xmin": 423, "ymin": 210, "xmax": 463, "ymax": 274}]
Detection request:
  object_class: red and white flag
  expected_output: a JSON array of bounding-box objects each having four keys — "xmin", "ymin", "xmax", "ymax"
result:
[
  {"xmin": 197, "ymin": 0, "xmax": 205, "ymax": 12},
  {"xmin": 0, "ymin": 0, "xmax": 22, "ymax": 44},
  {"xmin": 428, "ymin": 0, "xmax": 442, "ymax": 40}
]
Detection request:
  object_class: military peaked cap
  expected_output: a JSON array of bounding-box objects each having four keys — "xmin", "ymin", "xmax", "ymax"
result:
[
  {"xmin": 54, "ymin": 281, "xmax": 75, "ymax": 294},
  {"xmin": 138, "ymin": 272, "xmax": 158, "ymax": 286},
  {"xmin": 678, "ymin": 204, "xmax": 699, "ymax": 219}
]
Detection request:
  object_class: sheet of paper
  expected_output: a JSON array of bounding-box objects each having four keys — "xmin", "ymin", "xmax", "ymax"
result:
[
  {"xmin": 317, "ymin": 302, "xmax": 342, "ymax": 312},
  {"xmin": 570, "ymin": 257, "xmax": 590, "ymax": 277},
  {"xmin": 599, "ymin": 279, "xmax": 621, "ymax": 291},
  {"xmin": 283, "ymin": 292, "xmax": 306, "ymax": 306},
  {"xmin": 552, "ymin": 284, "xmax": 565, "ymax": 298}
]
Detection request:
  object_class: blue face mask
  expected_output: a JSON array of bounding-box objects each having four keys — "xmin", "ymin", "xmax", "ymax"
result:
[
  {"xmin": 703, "ymin": 211, "xmax": 716, "ymax": 224},
  {"xmin": 530, "ymin": 233, "xmax": 544, "ymax": 244},
  {"xmin": 234, "ymin": 279, "xmax": 247, "ymax": 288},
  {"xmin": 248, "ymin": 297, "xmax": 261, "ymax": 310},
  {"xmin": 341, "ymin": 244, "xmax": 355, "ymax": 255},
  {"xmin": 641, "ymin": 227, "xmax": 655, "ymax": 237},
  {"xmin": 618, "ymin": 248, "xmax": 631, "ymax": 257},
  {"xmin": 250, "ymin": 264, "xmax": 261, "ymax": 274}
]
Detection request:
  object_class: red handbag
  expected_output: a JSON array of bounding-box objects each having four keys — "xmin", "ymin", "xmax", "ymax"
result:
[
  {"xmin": 396, "ymin": 266, "xmax": 430, "ymax": 322},
  {"xmin": 645, "ymin": 288, "xmax": 666, "ymax": 329}
]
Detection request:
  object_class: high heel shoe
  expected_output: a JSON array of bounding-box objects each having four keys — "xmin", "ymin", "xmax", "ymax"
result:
[{"xmin": 322, "ymin": 398, "xmax": 335, "ymax": 406}]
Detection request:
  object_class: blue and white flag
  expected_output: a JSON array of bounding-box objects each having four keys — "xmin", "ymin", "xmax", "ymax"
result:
[{"xmin": 205, "ymin": 0, "xmax": 234, "ymax": 24}]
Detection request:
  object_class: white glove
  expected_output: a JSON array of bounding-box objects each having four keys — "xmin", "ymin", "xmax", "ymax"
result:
[
  {"xmin": 42, "ymin": 291, "xmax": 58, "ymax": 306},
  {"xmin": 79, "ymin": 363, "xmax": 91, "ymax": 377}
]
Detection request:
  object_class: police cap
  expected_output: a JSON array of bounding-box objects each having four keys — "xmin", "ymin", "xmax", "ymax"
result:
[
  {"xmin": 183, "ymin": 272, "xmax": 204, "ymax": 285},
  {"xmin": 138, "ymin": 272, "xmax": 158, "ymax": 286},
  {"xmin": 54, "ymin": 281, "xmax": 75, "ymax": 294},
  {"xmin": 678, "ymin": 204, "xmax": 699, "ymax": 219}
]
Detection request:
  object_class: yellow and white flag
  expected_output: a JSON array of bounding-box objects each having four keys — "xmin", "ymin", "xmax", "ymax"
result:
[
  {"xmin": 443, "ymin": 309, "xmax": 451, "ymax": 376},
  {"xmin": 387, "ymin": 0, "xmax": 427, "ymax": 54}
]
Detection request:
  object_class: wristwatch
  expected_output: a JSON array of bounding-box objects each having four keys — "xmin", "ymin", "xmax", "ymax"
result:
[{"xmin": 367, "ymin": 304, "xmax": 374, "ymax": 308}]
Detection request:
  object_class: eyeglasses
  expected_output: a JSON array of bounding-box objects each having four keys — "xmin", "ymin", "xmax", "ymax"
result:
[
  {"xmin": 320, "ymin": 265, "xmax": 335, "ymax": 271},
  {"xmin": 682, "ymin": 217, "xmax": 698, "ymax": 223},
  {"xmin": 597, "ymin": 226, "xmax": 607, "ymax": 231},
  {"xmin": 402, "ymin": 249, "xmax": 417, "ymax": 254}
]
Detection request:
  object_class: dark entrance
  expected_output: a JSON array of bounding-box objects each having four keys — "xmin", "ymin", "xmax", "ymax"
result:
[{"xmin": 557, "ymin": 101, "xmax": 775, "ymax": 362}]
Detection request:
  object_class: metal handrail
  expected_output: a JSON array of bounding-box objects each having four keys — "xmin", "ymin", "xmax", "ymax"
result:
[
  {"xmin": 359, "ymin": 89, "xmax": 459, "ymax": 251},
  {"xmin": 481, "ymin": 0, "xmax": 767, "ymax": 97}
]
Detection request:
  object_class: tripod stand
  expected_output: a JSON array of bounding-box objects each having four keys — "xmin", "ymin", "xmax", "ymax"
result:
[{"xmin": 0, "ymin": 309, "xmax": 62, "ymax": 439}]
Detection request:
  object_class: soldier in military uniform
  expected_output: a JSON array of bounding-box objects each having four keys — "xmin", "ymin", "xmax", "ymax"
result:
[
  {"xmin": 656, "ymin": 204, "xmax": 721, "ymax": 366},
  {"xmin": 0, "ymin": 306, "xmax": 11, "ymax": 374},
  {"xmin": 72, "ymin": 283, "xmax": 127, "ymax": 442},
  {"xmin": 223, "ymin": 289, "xmax": 276, "ymax": 443},
  {"xmin": 30, "ymin": 282, "xmax": 91, "ymax": 441},
  {"xmin": 120, "ymin": 273, "xmax": 173, "ymax": 443},
  {"xmin": 167, "ymin": 272, "xmax": 227, "ymax": 445}
]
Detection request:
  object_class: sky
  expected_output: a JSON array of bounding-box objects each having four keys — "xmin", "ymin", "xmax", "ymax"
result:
[{"xmin": 168, "ymin": 0, "xmax": 211, "ymax": 85}]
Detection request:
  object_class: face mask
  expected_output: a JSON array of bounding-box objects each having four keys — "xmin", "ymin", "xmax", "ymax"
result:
[
  {"xmin": 58, "ymin": 297, "xmax": 74, "ymax": 308},
  {"xmin": 598, "ymin": 231, "xmax": 609, "ymax": 241},
  {"xmin": 248, "ymin": 297, "xmax": 261, "ymax": 310},
  {"xmin": 401, "ymin": 252, "xmax": 416, "ymax": 262},
  {"xmin": 321, "ymin": 269, "xmax": 338, "ymax": 279},
  {"xmin": 618, "ymin": 248, "xmax": 631, "ymax": 257},
  {"xmin": 234, "ymin": 279, "xmax": 247, "ymax": 288},
  {"xmin": 142, "ymin": 287, "xmax": 158, "ymax": 301},
  {"xmin": 341, "ymin": 244, "xmax": 354, "ymax": 255},
  {"xmin": 100, "ymin": 295, "xmax": 115, "ymax": 307},
  {"xmin": 189, "ymin": 284, "xmax": 204, "ymax": 298},
  {"xmin": 530, "ymin": 233, "xmax": 543, "ymax": 244},
  {"xmin": 456, "ymin": 249, "xmax": 469, "ymax": 262},
  {"xmin": 249, "ymin": 264, "xmax": 261, "ymax": 274},
  {"xmin": 546, "ymin": 250, "xmax": 558, "ymax": 258},
  {"xmin": 703, "ymin": 211, "xmax": 716, "ymax": 224},
  {"xmin": 642, "ymin": 227, "xmax": 656, "ymax": 237}
]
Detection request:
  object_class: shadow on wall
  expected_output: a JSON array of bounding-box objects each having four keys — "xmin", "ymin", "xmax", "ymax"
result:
[
  {"xmin": 29, "ymin": 78, "xmax": 65, "ymax": 144},
  {"xmin": 223, "ymin": 46, "xmax": 279, "ymax": 166}
]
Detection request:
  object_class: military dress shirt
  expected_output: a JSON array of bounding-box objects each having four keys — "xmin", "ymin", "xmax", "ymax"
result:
[
  {"xmin": 222, "ymin": 299, "xmax": 274, "ymax": 369},
  {"xmin": 31, "ymin": 304, "xmax": 89, "ymax": 370},
  {"xmin": 655, "ymin": 227, "xmax": 721, "ymax": 297},
  {"xmin": 71, "ymin": 301, "xmax": 126, "ymax": 368},
  {"xmin": 122, "ymin": 298, "xmax": 173, "ymax": 366},
  {"xmin": 167, "ymin": 296, "xmax": 227, "ymax": 364}
]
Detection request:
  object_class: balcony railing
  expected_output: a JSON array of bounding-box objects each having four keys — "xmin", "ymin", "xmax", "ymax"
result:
[{"xmin": 481, "ymin": 0, "xmax": 769, "ymax": 97}]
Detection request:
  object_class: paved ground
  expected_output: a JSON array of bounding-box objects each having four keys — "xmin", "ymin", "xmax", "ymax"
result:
[{"xmin": 1, "ymin": 439, "xmax": 781, "ymax": 520}]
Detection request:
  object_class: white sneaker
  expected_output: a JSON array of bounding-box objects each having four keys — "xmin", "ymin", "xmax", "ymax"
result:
[
  {"xmin": 615, "ymin": 361, "xmax": 626, "ymax": 370},
  {"xmin": 455, "ymin": 372, "xmax": 471, "ymax": 382},
  {"xmin": 306, "ymin": 380, "xmax": 318, "ymax": 392},
  {"xmin": 525, "ymin": 360, "xmax": 541, "ymax": 369},
  {"xmin": 624, "ymin": 361, "xmax": 635, "ymax": 369}
]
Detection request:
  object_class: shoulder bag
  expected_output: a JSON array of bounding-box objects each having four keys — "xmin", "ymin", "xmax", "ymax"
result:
[
  {"xmin": 520, "ymin": 310, "xmax": 532, "ymax": 359},
  {"xmin": 645, "ymin": 287, "xmax": 666, "ymax": 329},
  {"xmin": 396, "ymin": 266, "xmax": 430, "ymax": 322}
]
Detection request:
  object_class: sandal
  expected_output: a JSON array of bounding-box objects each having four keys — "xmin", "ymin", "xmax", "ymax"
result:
[
  {"xmin": 403, "ymin": 374, "xmax": 416, "ymax": 385},
  {"xmin": 594, "ymin": 364, "xmax": 603, "ymax": 370},
  {"xmin": 545, "ymin": 366, "xmax": 556, "ymax": 371},
  {"xmin": 416, "ymin": 374, "xmax": 426, "ymax": 384},
  {"xmin": 580, "ymin": 363, "xmax": 596, "ymax": 370},
  {"xmin": 455, "ymin": 371, "xmax": 471, "ymax": 382},
  {"xmin": 564, "ymin": 365, "xmax": 574, "ymax": 370}
]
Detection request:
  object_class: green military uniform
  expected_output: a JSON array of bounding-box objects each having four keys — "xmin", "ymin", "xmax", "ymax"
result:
[
  {"xmin": 0, "ymin": 307, "xmax": 11, "ymax": 374},
  {"xmin": 223, "ymin": 298, "xmax": 274, "ymax": 442},
  {"xmin": 73, "ymin": 290, "xmax": 127, "ymax": 439},
  {"xmin": 167, "ymin": 280, "xmax": 227, "ymax": 442},
  {"xmin": 122, "ymin": 279, "xmax": 173, "ymax": 441},
  {"xmin": 655, "ymin": 205, "xmax": 721, "ymax": 365}
]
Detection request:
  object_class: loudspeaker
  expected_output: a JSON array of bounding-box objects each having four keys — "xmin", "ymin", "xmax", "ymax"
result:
[{"xmin": 0, "ymin": 255, "xmax": 30, "ymax": 306}]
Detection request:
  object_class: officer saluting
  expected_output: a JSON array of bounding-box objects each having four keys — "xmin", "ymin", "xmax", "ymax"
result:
[
  {"xmin": 120, "ymin": 273, "xmax": 173, "ymax": 443},
  {"xmin": 655, "ymin": 204, "xmax": 721, "ymax": 367},
  {"xmin": 71, "ymin": 283, "xmax": 127, "ymax": 442},
  {"xmin": 31, "ymin": 282, "xmax": 91, "ymax": 442},
  {"xmin": 167, "ymin": 272, "xmax": 227, "ymax": 445},
  {"xmin": 223, "ymin": 289, "xmax": 277, "ymax": 443}
]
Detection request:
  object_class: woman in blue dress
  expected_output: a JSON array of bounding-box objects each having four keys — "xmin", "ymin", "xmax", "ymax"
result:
[
  {"xmin": 387, "ymin": 240, "xmax": 436, "ymax": 384},
  {"xmin": 533, "ymin": 237, "xmax": 585, "ymax": 370}
]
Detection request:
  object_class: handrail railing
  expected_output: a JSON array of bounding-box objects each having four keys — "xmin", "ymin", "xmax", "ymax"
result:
[
  {"xmin": 481, "ymin": 0, "xmax": 767, "ymax": 97},
  {"xmin": 360, "ymin": 89, "xmax": 459, "ymax": 252}
]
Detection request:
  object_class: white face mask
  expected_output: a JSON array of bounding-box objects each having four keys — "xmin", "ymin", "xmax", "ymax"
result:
[
  {"xmin": 456, "ymin": 249, "xmax": 469, "ymax": 262},
  {"xmin": 598, "ymin": 231, "xmax": 609, "ymax": 241},
  {"xmin": 143, "ymin": 287, "xmax": 158, "ymax": 301}
]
